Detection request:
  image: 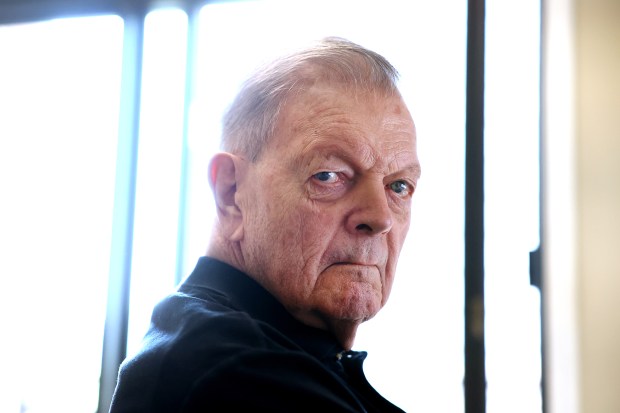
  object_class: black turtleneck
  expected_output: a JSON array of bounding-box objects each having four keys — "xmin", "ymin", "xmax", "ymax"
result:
[{"xmin": 109, "ymin": 257, "xmax": 404, "ymax": 413}]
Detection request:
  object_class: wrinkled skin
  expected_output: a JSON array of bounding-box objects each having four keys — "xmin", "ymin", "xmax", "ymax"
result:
[{"xmin": 209, "ymin": 83, "xmax": 420, "ymax": 349}]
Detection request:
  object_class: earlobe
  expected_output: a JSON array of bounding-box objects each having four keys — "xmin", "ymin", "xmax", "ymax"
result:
[{"xmin": 208, "ymin": 152, "xmax": 244, "ymax": 242}]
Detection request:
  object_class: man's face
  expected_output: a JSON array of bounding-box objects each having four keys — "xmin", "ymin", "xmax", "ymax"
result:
[{"xmin": 237, "ymin": 83, "xmax": 420, "ymax": 340}]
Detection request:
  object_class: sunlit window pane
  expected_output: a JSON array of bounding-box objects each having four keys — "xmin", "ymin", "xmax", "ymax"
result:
[
  {"xmin": 182, "ymin": 1, "xmax": 467, "ymax": 411},
  {"xmin": 485, "ymin": 0, "xmax": 542, "ymax": 412},
  {"xmin": 0, "ymin": 15, "xmax": 124, "ymax": 413},
  {"xmin": 126, "ymin": 8, "xmax": 188, "ymax": 355}
]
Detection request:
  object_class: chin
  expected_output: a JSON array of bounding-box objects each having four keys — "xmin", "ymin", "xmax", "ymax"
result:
[{"xmin": 325, "ymin": 292, "xmax": 382, "ymax": 322}]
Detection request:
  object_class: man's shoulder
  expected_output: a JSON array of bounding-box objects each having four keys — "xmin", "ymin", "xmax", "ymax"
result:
[
  {"xmin": 144, "ymin": 287, "xmax": 300, "ymax": 362},
  {"xmin": 111, "ymin": 290, "xmax": 362, "ymax": 413}
]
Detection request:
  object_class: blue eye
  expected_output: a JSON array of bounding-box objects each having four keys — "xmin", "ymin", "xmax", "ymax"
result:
[
  {"xmin": 313, "ymin": 171, "xmax": 338, "ymax": 183},
  {"xmin": 389, "ymin": 180, "xmax": 411, "ymax": 196}
]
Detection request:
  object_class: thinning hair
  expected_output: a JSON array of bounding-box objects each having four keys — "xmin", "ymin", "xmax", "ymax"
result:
[{"xmin": 220, "ymin": 37, "xmax": 401, "ymax": 161}]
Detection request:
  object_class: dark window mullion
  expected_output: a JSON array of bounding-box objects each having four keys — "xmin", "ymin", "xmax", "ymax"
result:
[{"xmin": 465, "ymin": 0, "xmax": 486, "ymax": 412}]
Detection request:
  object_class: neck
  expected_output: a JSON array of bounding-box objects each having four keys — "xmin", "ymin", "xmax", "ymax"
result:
[
  {"xmin": 326, "ymin": 319, "xmax": 360, "ymax": 350},
  {"xmin": 206, "ymin": 231, "xmax": 246, "ymax": 273}
]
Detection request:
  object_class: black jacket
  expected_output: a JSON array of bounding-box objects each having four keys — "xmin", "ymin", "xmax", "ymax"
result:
[{"xmin": 109, "ymin": 257, "xmax": 404, "ymax": 412}]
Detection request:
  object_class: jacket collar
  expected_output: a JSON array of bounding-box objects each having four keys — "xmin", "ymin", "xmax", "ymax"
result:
[{"xmin": 181, "ymin": 256, "xmax": 345, "ymax": 363}]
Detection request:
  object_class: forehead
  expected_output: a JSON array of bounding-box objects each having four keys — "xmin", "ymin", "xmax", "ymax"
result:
[{"xmin": 268, "ymin": 84, "xmax": 418, "ymax": 169}]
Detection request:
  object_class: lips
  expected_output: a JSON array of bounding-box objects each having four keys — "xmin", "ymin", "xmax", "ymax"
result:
[
  {"xmin": 331, "ymin": 262, "xmax": 373, "ymax": 266},
  {"xmin": 324, "ymin": 255, "xmax": 383, "ymax": 270},
  {"xmin": 322, "ymin": 245, "xmax": 385, "ymax": 271},
  {"xmin": 325, "ymin": 261, "xmax": 380, "ymax": 274}
]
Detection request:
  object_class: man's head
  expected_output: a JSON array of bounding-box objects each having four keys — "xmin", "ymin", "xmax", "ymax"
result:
[{"xmin": 208, "ymin": 38, "xmax": 420, "ymax": 349}]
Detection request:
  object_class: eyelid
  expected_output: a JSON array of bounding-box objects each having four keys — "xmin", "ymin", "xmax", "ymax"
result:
[{"xmin": 310, "ymin": 161, "xmax": 353, "ymax": 180}]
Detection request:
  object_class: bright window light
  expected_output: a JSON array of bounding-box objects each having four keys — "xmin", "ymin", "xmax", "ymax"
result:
[
  {"xmin": 0, "ymin": 1, "xmax": 544, "ymax": 412},
  {"xmin": 126, "ymin": 8, "xmax": 189, "ymax": 356},
  {"xmin": 485, "ymin": 0, "xmax": 543, "ymax": 412},
  {"xmin": 0, "ymin": 15, "xmax": 124, "ymax": 413},
  {"xmin": 181, "ymin": 1, "xmax": 468, "ymax": 411}
]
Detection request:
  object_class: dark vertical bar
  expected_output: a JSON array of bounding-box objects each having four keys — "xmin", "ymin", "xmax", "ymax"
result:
[
  {"xmin": 98, "ymin": 11, "xmax": 145, "ymax": 413},
  {"xmin": 465, "ymin": 0, "xmax": 486, "ymax": 412}
]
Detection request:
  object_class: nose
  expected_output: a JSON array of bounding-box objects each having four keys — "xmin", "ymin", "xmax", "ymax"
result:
[{"xmin": 346, "ymin": 180, "xmax": 393, "ymax": 236}]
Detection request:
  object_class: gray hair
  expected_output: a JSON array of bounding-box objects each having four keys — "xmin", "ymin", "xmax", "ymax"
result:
[{"xmin": 220, "ymin": 37, "xmax": 401, "ymax": 161}]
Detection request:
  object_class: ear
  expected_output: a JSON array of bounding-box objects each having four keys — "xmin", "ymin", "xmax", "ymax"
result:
[{"xmin": 208, "ymin": 152, "xmax": 245, "ymax": 242}]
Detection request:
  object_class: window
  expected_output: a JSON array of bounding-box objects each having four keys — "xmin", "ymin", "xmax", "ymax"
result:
[
  {"xmin": 485, "ymin": 0, "xmax": 542, "ymax": 411},
  {"xmin": 0, "ymin": 15, "xmax": 124, "ymax": 413},
  {"xmin": 0, "ymin": 1, "xmax": 547, "ymax": 412},
  {"xmin": 189, "ymin": 2, "xmax": 467, "ymax": 411},
  {"xmin": 126, "ymin": 7, "xmax": 189, "ymax": 356}
]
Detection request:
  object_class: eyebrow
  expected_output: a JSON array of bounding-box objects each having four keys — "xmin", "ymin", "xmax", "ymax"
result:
[
  {"xmin": 300, "ymin": 139, "xmax": 421, "ymax": 181},
  {"xmin": 404, "ymin": 163, "xmax": 422, "ymax": 181},
  {"xmin": 299, "ymin": 140, "xmax": 357, "ymax": 163}
]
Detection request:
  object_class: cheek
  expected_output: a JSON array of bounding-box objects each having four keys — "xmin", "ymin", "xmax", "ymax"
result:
[
  {"xmin": 392, "ymin": 211, "xmax": 411, "ymax": 254},
  {"xmin": 381, "ymin": 266, "xmax": 397, "ymax": 303},
  {"xmin": 298, "ymin": 205, "xmax": 341, "ymax": 256},
  {"xmin": 262, "ymin": 200, "xmax": 325, "ymax": 273},
  {"xmin": 382, "ymin": 225, "xmax": 410, "ymax": 298}
]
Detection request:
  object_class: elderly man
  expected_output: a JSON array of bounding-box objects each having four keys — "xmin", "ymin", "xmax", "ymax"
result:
[{"xmin": 110, "ymin": 37, "xmax": 420, "ymax": 413}]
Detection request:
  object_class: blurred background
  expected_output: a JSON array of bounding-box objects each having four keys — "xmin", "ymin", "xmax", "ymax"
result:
[{"xmin": 0, "ymin": 0, "xmax": 617, "ymax": 412}]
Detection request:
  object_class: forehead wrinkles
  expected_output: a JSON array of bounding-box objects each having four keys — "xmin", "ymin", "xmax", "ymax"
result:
[
  {"xmin": 290, "ymin": 96, "xmax": 352, "ymax": 136},
  {"xmin": 280, "ymin": 82, "xmax": 394, "ymax": 132},
  {"xmin": 271, "ymin": 85, "xmax": 415, "ymax": 169},
  {"xmin": 295, "ymin": 106, "xmax": 379, "ymax": 168}
]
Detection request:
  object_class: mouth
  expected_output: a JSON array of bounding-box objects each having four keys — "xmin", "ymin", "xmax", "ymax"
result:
[
  {"xmin": 328, "ymin": 261, "xmax": 376, "ymax": 268},
  {"xmin": 323, "ymin": 249, "xmax": 384, "ymax": 272},
  {"xmin": 332, "ymin": 261, "xmax": 360, "ymax": 265}
]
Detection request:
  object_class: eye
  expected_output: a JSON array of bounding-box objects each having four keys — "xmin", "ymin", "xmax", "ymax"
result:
[
  {"xmin": 313, "ymin": 171, "xmax": 339, "ymax": 183},
  {"xmin": 388, "ymin": 180, "xmax": 413, "ymax": 197}
]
